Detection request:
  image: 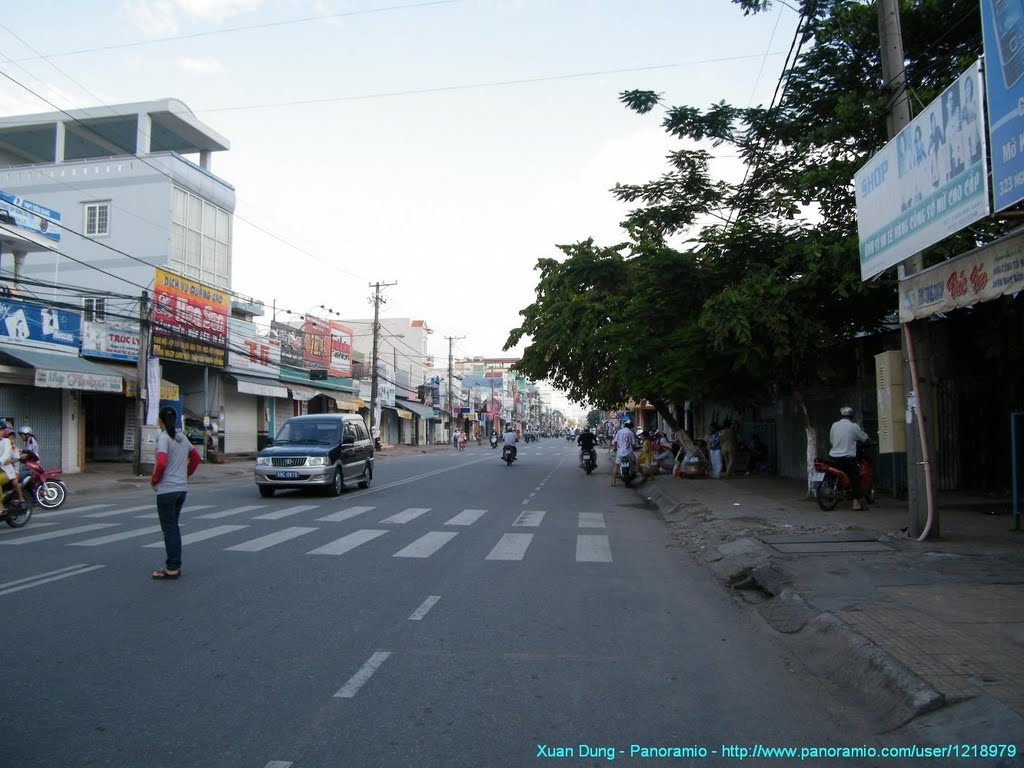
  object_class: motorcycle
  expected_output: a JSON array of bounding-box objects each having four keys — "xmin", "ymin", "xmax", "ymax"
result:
[
  {"xmin": 1, "ymin": 483, "xmax": 32, "ymax": 528},
  {"xmin": 618, "ymin": 451, "xmax": 637, "ymax": 487},
  {"xmin": 581, "ymin": 448, "xmax": 596, "ymax": 475},
  {"xmin": 21, "ymin": 450, "xmax": 68, "ymax": 510},
  {"xmin": 489, "ymin": 434, "xmax": 499, "ymax": 449},
  {"xmin": 811, "ymin": 445, "xmax": 876, "ymax": 511},
  {"xmin": 502, "ymin": 444, "xmax": 516, "ymax": 466}
]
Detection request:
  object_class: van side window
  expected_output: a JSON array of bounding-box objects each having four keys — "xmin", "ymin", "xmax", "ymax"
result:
[
  {"xmin": 353, "ymin": 421, "xmax": 369, "ymax": 442},
  {"xmin": 344, "ymin": 423, "xmax": 357, "ymax": 443}
]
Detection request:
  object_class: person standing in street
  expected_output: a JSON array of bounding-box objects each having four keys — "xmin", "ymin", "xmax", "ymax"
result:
[
  {"xmin": 829, "ymin": 405, "xmax": 871, "ymax": 511},
  {"xmin": 150, "ymin": 406, "xmax": 201, "ymax": 580},
  {"xmin": 708, "ymin": 422, "xmax": 723, "ymax": 479},
  {"xmin": 611, "ymin": 420, "xmax": 636, "ymax": 486}
]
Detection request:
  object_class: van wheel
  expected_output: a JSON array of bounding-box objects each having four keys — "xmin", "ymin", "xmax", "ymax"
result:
[
  {"xmin": 330, "ymin": 469, "xmax": 344, "ymax": 496},
  {"xmin": 358, "ymin": 463, "xmax": 372, "ymax": 489},
  {"xmin": 258, "ymin": 486, "xmax": 275, "ymax": 498}
]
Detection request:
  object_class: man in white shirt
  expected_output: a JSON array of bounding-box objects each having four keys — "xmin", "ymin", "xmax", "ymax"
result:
[
  {"xmin": 0, "ymin": 425, "xmax": 27, "ymax": 516},
  {"xmin": 612, "ymin": 421, "xmax": 637, "ymax": 486},
  {"xmin": 503, "ymin": 426, "xmax": 518, "ymax": 460},
  {"xmin": 829, "ymin": 406, "xmax": 870, "ymax": 510}
]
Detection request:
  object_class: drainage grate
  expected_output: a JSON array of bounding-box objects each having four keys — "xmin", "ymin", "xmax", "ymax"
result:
[{"xmin": 762, "ymin": 532, "xmax": 892, "ymax": 554}]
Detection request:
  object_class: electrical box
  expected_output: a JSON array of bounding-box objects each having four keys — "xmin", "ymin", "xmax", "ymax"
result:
[{"xmin": 875, "ymin": 349, "xmax": 906, "ymax": 453}]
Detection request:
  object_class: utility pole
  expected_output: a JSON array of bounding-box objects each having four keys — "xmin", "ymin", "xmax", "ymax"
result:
[
  {"xmin": 132, "ymin": 290, "xmax": 149, "ymax": 476},
  {"xmin": 877, "ymin": 0, "xmax": 937, "ymax": 538},
  {"xmin": 445, "ymin": 335, "xmax": 464, "ymax": 444},
  {"xmin": 368, "ymin": 281, "xmax": 397, "ymax": 443}
]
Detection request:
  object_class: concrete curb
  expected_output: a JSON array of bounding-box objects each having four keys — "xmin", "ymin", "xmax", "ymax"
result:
[{"xmin": 643, "ymin": 480, "xmax": 948, "ymax": 727}]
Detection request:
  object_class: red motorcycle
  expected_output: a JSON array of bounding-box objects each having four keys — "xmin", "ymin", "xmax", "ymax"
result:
[
  {"xmin": 20, "ymin": 450, "xmax": 67, "ymax": 510},
  {"xmin": 812, "ymin": 444, "xmax": 876, "ymax": 511}
]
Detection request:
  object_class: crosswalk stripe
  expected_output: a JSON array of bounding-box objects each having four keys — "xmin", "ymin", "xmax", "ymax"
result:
[
  {"xmin": 70, "ymin": 526, "xmax": 163, "ymax": 546},
  {"xmin": 513, "ymin": 510, "xmax": 546, "ymax": 527},
  {"xmin": 254, "ymin": 505, "xmax": 318, "ymax": 521},
  {"xmin": 316, "ymin": 506, "xmax": 375, "ymax": 522},
  {"xmin": 308, "ymin": 529, "xmax": 387, "ymax": 556},
  {"xmin": 380, "ymin": 507, "xmax": 431, "ymax": 524},
  {"xmin": 578, "ymin": 512, "xmax": 605, "ymax": 528},
  {"xmin": 393, "ymin": 531, "xmax": 458, "ymax": 558},
  {"xmin": 486, "ymin": 532, "xmax": 533, "ymax": 561},
  {"xmin": 0, "ymin": 523, "xmax": 118, "ymax": 545},
  {"xmin": 142, "ymin": 525, "xmax": 248, "ymax": 548},
  {"xmin": 85, "ymin": 504, "xmax": 156, "ymax": 518},
  {"xmin": 133, "ymin": 504, "xmax": 214, "ymax": 520},
  {"xmin": 196, "ymin": 505, "xmax": 264, "ymax": 520},
  {"xmin": 0, "ymin": 522, "xmax": 57, "ymax": 535},
  {"xmin": 226, "ymin": 527, "xmax": 318, "ymax": 552},
  {"xmin": 576, "ymin": 534, "xmax": 612, "ymax": 562},
  {"xmin": 0, "ymin": 564, "xmax": 106, "ymax": 596},
  {"xmin": 445, "ymin": 509, "xmax": 486, "ymax": 526},
  {"xmin": 56, "ymin": 503, "xmax": 112, "ymax": 513}
]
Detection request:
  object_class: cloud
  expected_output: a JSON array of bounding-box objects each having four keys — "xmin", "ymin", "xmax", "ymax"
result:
[
  {"xmin": 178, "ymin": 55, "xmax": 225, "ymax": 74},
  {"xmin": 175, "ymin": 0, "xmax": 262, "ymax": 22},
  {"xmin": 121, "ymin": 0, "xmax": 260, "ymax": 35}
]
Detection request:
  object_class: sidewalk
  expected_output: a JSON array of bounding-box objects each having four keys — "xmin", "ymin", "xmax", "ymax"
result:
[{"xmin": 640, "ymin": 470, "xmax": 1024, "ymax": 739}]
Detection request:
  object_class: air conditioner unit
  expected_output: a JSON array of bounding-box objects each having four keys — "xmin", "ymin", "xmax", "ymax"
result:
[{"xmin": 875, "ymin": 349, "xmax": 906, "ymax": 453}]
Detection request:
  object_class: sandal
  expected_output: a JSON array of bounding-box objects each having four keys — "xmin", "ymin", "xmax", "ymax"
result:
[{"xmin": 152, "ymin": 568, "xmax": 181, "ymax": 580}]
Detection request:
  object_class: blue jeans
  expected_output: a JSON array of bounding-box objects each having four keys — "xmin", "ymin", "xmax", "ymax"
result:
[{"xmin": 156, "ymin": 491, "xmax": 187, "ymax": 570}]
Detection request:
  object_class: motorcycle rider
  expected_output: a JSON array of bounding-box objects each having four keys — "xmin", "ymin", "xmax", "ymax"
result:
[
  {"xmin": 489, "ymin": 432, "xmax": 499, "ymax": 448},
  {"xmin": 828, "ymin": 406, "xmax": 871, "ymax": 511},
  {"xmin": 577, "ymin": 427, "xmax": 598, "ymax": 468},
  {"xmin": 611, "ymin": 420, "xmax": 637, "ymax": 486},
  {"xmin": 503, "ymin": 425, "xmax": 518, "ymax": 461},
  {"xmin": 0, "ymin": 425, "xmax": 28, "ymax": 514},
  {"xmin": 17, "ymin": 425, "xmax": 40, "ymax": 485}
]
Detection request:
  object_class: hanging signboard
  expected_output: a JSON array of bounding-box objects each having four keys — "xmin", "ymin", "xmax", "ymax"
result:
[
  {"xmin": 981, "ymin": 0, "xmax": 1024, "ymax": 211},
  {"xmin": 82, "ymin": 321, "xmax": 140, "ymax": 362},
  {"xmin": 0, "ymin": 297, "xmax": 80, "ymax": 352},
  {"xmin": 329, "ymin": 321, "xmax": 353, "ymax": 378},
  {"xmin": 271, "ymin": 320, "xmax": 304, "ymax": 368},
  {"xmin": 0, "ymin": 189, "xmax": 61, "ymax": 241},
  {"xmin": 228, "ymin": 317, "xmax": 281, "ymax": 376},
  {"xmin": 151, "ymin": 268, "xmax": 229, "ymax": 366},
  {"xmin": 302, "ymin": 315, "xmax": 330, "ymax": 372}
]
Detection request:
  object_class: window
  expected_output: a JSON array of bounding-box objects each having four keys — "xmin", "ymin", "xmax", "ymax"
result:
[
  {"xmin": 84, "ymin": 202, "xmax": 109, "ymax": 236},
  {"xmin": 168, "ymin": 187, "xmax": 231, "ymax": 288},
  {"xmin": 83, "ymin": 298, "xmax": 106, "ymax": 322}
]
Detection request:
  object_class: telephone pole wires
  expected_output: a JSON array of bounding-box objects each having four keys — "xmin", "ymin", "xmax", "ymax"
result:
[
  {"xmin": 445, "ymin": 335, "xmax": 464, "ymax": 444},
  {"xmin": 368, "ymin": 281, "xmax": 397, "ymax": 442}
]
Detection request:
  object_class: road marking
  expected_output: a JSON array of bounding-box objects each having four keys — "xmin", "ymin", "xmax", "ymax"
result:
[
  {"xmin": 578, "ymin": 512, "xmax": 605, "ymax": 528},
  {"xmin": 486, "ymin": 533, "xmax": 533, "ymax": 561},
  {"xmin": 0, "ymin": 523, "xmax": 118, "ymax": 545},
  {"xmin": 264, "ymin": 762, "xmax": 293, "ymax": 768},
  {"xmin": 316, "ymin": 506, "xmax": 375, "ymax": 522},
  {"xmin": 226, "ymin": 527, "xmax": 318, "ymax": 552},
  {"xmin": 196, "ymin": 505, "xmax": 264, "ymax": 520},
  {"xmin": 308, "ymin": 529, "xmax": 387, "ymax": 556},
  {"xmin": 513, "ymin": 510, "xmax": 546, "ymax": 527},
  {"xmin": 380, "ymin": 507, "xmax": 430, "ymax": 524},
  {"xmin": 253, "ymin": 505, "xmax": 317, "ymax": 520},
  {"xmin": 408, "ymin": 595, "xmax": 441, "ymax": 621},
  {"xmin": 0, "ymin": 564, "xmax": 106, "ymax": 597},
  {"xmin": 393, "ymin": 531, "xmax": 457, "ymax": 558},
  {"xmin": 54, "ymin": 503, "xmax": 111, "ymax": 513},
  {"xmin": 85, "ymin": 504, "xmax": 157, "ymax": 518},
  {"xmin": 143, "ymin": 525, "xmax": 248, "ymax": 548},
  {"xmin": 334, "ymin": 651, "xmax": 391, "ymax": 698},
  {"xmin": 444, "ymin": 509, "xmax": 486, "ymax": 526},
  {"xmin": 70, "ymin": 525, "xmax": 163, "ymax": 546},
  {"xmin": 576, "ymin": 534, "xmax": 612, "ymax": 562},
  {"xmin": 0, "ymin": 522, "xmax": 57, "ymax": 535}
]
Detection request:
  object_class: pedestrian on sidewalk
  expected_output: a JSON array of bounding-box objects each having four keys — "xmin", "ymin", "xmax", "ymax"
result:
[
  {"xmin": 708, "ymin": 423, "xmax": 723, "ymax": 479},
  {"xmin": 828, "ymin": 406, "xmax": 870, "ymax": 511},
  {"xmin": 150, "ymin": 406, "xmax": 201, "ymax": 580},
  {"xmin": 720, "ymin": 420, "xmax": 739, "ymax": 478}
]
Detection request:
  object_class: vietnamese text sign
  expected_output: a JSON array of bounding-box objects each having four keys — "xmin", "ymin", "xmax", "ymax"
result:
[
  {"xmin": 82, "ymin": 321, "xmax": 140, "ymax": 362},
  {"xmin": 0, "ymin": 189, "xmax": 61, "ymax": 241},
  {"xmin": 302, "ymin": 315, "xmax": 330, "ymax": 371},
  {"xmin": 0, "ymin": 298, "xmax": 80, "ymax": 352},
  {"xmin": 151, "ymin": 268, "xmax": 228, "ymax": 366},
  {"xmin": 34, "ymin": 368, "xmax": 123, "ymax": 393},
  {"xmin": 228, "ymin": 317, "xmax": 281, "ymax": 376},
  {"xmin": 981, "ymin": 0, "xmax": 1024, "ymax": 211},
  {"xmin": 272, "ymin": 320, "xmax": 304, "ymax": 368},
  {"xmin": 329, "ymin": 321, "xmax": 353, "ymax": 378},
  {"xmin": 899, "ymin": 229, "xmax": 1024, "ymax": 321},
  {"xmin": 856, "ymin": 62, "xmax": 988, "ymax": 281}
]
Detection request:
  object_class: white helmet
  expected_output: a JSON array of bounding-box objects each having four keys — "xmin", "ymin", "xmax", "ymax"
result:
[
  {"xmin": 18, "ymin": 425, "xmax": 33, "ymax": 436},
  {"xmin": 839, "ymin": 406, "xmax": 854, "ymax": 417}
]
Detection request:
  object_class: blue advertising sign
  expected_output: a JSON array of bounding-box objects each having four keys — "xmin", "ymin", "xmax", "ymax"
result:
[
  {"xmin": 0, "ymin": 298, "xmax": 81, "ymax": 352},
  {"xmin": 0, "ymin": 189, "xmax": 61, "ymax": 241},
  {"xmin": 981, "ymin": 0, "xmax": 1024, "ymax": 211}
]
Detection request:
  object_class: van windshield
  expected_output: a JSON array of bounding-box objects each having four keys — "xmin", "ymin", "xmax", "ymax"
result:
[{"xmin": 275, "ymin": 421, "xmax": 341, "ymax": 445}]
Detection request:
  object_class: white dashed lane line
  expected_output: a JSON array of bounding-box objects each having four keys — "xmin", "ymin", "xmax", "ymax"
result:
[{"xmin": 334, "ymin": 651, "xmax": 391, "ymax": 698}]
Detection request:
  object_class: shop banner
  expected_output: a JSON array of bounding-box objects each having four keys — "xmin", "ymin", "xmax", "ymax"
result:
[
  {"xmin": 329, "ymin": 321, "xmax": 353, "ymax": 378},
  {"xmin": 899, "ymin": 229, "xmax": 1024, "ymax": 321},
  {"xmin": 34, "ymin": 368, "xmax": 123, "ymax": 393},
  {"xmin": 981, "ymin": 0, "xmax": 1024, "ymax": 211},
  {"xmin": 272, "ymin": 320, "xmax": 304, "ymax": 368},
  {"xmin": 151, "ymin": 268, "xmax": 229, "ymax": 366},
  {"xmin": 228, "ymin": 318, "xmax": 281, "ymax": 376},
  {"xmin": 0, "ymin": 298, "xmax": 80, "ymax": 352},
  {"xmin": 855, "ymin": 62, "xmax": 988, "ymax": 280},
  {"xmin": 0, "ymin": 189, "xmax": 61, "ymax": 241},
  {"xmin": 302, "ymin": 315, "xmax": 330, "ymax": 372},
  {"xmin": 82, "ymin": 321, "xmax": 140, "ymax": 362}
]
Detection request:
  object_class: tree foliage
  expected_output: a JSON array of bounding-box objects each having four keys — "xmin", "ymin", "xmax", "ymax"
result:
[{"xmin": 507, "ymin": 0, "xmax": 991, "ymax": 422}]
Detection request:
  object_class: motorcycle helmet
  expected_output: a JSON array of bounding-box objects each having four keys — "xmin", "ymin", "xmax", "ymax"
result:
[
  {"xmin": 0, "ymin": 426, "xmax": 13, "ymax": 438},
  {"xmin": 839, "ymin": 406, "xmax": 854, "ymax": 417},
  {"xmin": 18, "ymin": 426, "xmax": 33, "ymax": 436}
]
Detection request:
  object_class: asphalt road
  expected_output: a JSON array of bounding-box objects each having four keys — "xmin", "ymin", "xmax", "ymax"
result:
[{"xmin": 1, "ymin": 439, "xmax": 887, "ymax": 768}]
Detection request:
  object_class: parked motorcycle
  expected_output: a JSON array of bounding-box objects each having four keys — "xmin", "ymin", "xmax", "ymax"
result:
[
  {"xmin": 812, "ymin": 445, "xmax": 876, "ymax": 511},
  {"xmin": 618, "ymin": 452, "xmax": 637, "ymax": 487},
  {"xmin": 502, "ymin": 444, "xmax": 516, "ymax": 466},
  {"xmin": 1, "ymin": 484, "xmax": 32, "ymax": 528},
  {"xmin": 20, "ymin": 450, "xmax": 67, "ymax": 510},
  {"xmin": 581, "ymin": 448, "xmax": 596, "ymax": 475}
]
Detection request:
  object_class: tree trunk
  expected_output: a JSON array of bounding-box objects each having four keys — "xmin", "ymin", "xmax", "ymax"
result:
[
  {"xmin": 651, "ymin": 399, "xmax": 698, "ymax": 454},
  {"xmin": 795, "ymin": 390, "xmax": 817, "ymax": 498}
]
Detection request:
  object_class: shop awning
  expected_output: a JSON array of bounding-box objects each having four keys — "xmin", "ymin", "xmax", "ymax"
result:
[
  {"xmin": 396, "ymin": 398, "xmax": 440, "ymax": 420},
  {"xmin": 333, "ymin": 396, "xmax": 362, "ymax": 412},
  {"xmin": 383, "ymin": 403, "xmax": 414, "ymax": 420},
  {"xmin": 0, "ymin": 346, "xmax": 125, "ymax": 393},
  {"xmin": 285, "ymin": 383, "xmax": 328, "ymax": 402},
  {"xmin": 229, "ymin": 373, "xmax": 289, "ymax": 399},
  {"xmin": 92, "ymin": 362, "xmax": 180, "ymax": 400}
]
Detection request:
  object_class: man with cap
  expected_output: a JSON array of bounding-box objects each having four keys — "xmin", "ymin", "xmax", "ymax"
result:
[{"xmin": 829, "ymin": 406, "xmax": 871, "ymax": 511}]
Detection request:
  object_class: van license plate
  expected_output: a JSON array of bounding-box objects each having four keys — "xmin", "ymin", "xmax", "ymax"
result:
[
  {"xmin": 276, "ymin": 471, "xmax": 300, "ymax": 479},
  {"xmin": 811, "ymin": 471, "xmax": 825, "ymax": 483}
]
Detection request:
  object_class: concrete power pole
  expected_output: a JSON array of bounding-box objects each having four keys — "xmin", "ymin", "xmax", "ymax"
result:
[
  {"xmin": 368, "ymin": 281, "xmax": 397, "ymax": 442},
  {"xmin": 877, "ymin": 0, "xmax": 937, "ymax": 538},
  {"xmin": 132, "ymin": 290, "xmax": 149, "ymax": 476},
  {"xmin": 445, "ymin": 335, "xmax": 464, "ymax": 444}
]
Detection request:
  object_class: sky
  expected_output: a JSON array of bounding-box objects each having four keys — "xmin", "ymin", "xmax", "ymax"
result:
[{"xmin": 0, "ymin": 0, "xmax": 800, "ymax": 411}]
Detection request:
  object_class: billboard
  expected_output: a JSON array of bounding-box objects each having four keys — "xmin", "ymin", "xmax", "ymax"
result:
[
  {"xmin": 0, "ymin": 297, "xmax": 80, "ymax": 352},
  {"xmin": 0, "ymin": 189, "xmax": 61, "ymax": 241},
  {"xmin": 329, "ymin": 321, "xmax": 353, "ymax": 378},
  {"xmin": 82, "ymin": 321, "xmax": 140, "ymax": 362},
  {"xmin": 228, "ymin": 318, "xmax": 281, "ymax": 376},
  {"xmin": 302, "ymin": 315, "xmax": 330, "ymax": 372},
  {"xmin": 855, "ymin": 62, "xmax": 988, "ymax": 281},
  {"xmin": 271, "ymin": 320, "xmax": 304, "ymax": 368},
  {"xmin": 151, "ymin": 268, "xmax": 229, "ymax": 366},
  {"xmin": 981, "ymin": 0, "xmax": 1024, "ymax": 211}
]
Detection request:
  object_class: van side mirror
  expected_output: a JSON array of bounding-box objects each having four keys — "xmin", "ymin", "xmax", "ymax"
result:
[{"xmin": 266, "ymin": 437, "xmax": 274, "ymax": 446}]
